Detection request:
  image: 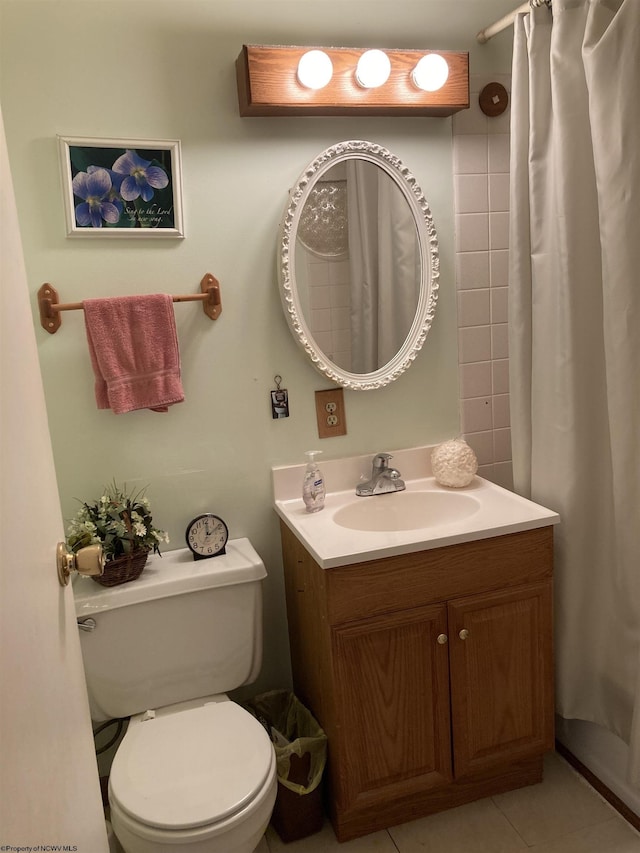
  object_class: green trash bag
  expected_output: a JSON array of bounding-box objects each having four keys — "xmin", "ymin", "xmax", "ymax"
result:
[{"xmin": 245, "ymin": 689, "xmax": 327, "ymax": 795}]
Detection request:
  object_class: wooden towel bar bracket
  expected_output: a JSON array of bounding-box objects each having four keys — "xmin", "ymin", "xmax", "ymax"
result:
[{"xmin": 37, "ymin": 273, "xmax": 222, "ymax": 334}]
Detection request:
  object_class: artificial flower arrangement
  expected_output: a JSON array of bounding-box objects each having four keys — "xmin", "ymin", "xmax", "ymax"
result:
[{"xmin": 67, "ymin": 482, "xmax": 169, "ymax": 586}]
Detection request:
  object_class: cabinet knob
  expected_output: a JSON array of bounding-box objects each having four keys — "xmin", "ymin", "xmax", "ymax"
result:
[
  {"xmin": 437, "ymin": 633, "xmax": 448, "ymax": 645},
  {"xmin": 459, "ymin": 629, "xmax": 470, "ymax": 640}
]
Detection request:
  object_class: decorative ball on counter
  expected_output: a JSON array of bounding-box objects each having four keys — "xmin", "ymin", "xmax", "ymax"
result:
[{"xmin": 431, "ymin": 438, "xmax": 478, "ymax": 488}]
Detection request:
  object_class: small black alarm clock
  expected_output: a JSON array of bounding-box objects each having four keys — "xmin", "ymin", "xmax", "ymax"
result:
[{"xmin": 185, "ymin": 513, "xmax": 229, "ymax": 560}]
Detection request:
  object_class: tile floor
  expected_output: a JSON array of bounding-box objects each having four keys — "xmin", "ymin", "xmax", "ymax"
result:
[{"xmin": 256, "ymin": 752, "xmax": 640, "ymax": 853}]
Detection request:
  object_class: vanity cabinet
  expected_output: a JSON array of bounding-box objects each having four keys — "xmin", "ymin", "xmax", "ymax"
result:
[{"xmin": 280, "ymin": 522, "xmax": 554, "ymax": 842}]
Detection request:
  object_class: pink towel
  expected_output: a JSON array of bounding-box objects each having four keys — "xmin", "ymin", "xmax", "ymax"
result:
[{"xmin": 83, "ymin": 294, "xmax": 184, "ymax": 414}]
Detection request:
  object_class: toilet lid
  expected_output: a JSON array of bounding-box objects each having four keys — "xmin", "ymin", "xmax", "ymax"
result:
[{"xmin": 109, "ymin": 702, "xmax": 274, "ymax": 830}]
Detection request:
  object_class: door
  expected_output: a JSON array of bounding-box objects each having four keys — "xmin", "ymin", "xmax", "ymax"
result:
[
  {"xmin": 0, "ymin": 108, "xmax": 108, "ymax": 850},
  {"xmin": 332, "ymin": 603, "xmax": 452, "ymax": 810},
  {"xmin": 448, "ymin": 581, "xmax": 554, "ymax": 778}
]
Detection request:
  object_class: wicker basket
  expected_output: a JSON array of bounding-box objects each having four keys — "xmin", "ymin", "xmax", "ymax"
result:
[{"xmin": 92, "ymin": 548, "xmax": 149, "ymax": 587}]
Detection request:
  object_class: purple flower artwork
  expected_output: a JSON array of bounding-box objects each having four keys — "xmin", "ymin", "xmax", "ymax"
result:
[
  {"xmin": 71, "ymin": 168, "xmax": 121, "ymax": 229},
  {"xmin": 63, "ymin": 140, "xmax": 182, "ymax": 235},
  {"xmin": 112, "ymin": 150, "xmax": 170, "ymax": 204}
]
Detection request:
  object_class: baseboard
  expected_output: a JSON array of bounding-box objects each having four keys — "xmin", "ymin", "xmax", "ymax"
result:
[{"xmin": 555, "ymin": 740, "xmax": 640, "ymax": 833}]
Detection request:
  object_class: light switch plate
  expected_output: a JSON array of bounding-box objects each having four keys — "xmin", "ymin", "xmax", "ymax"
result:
[{"xmin": 315, "ymin": 389, "xmax": 347, "ymax": 439}]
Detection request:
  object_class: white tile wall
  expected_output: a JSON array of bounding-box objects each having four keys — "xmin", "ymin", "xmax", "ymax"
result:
[
  {"xmin": 492, "ymin": 359, "xmax": 510, "ymax": 395},
  {"xmin": 453, "ymin": 135, "xmax": 488, "ymax": 174},
  {"xmin": 490, "ymin": 249, "xmax": 509, "ymax": 287},
  {"xmin": 456, "ymin": 251, "xmax": 491, "ymax": 290},
  {"xmin": 459, "ymin": 326, "xmax": 492, "ymax": 364},
  {"xmin": 302, "ymin": 251, "xmax": 352, "ymax": 371},
  {"xmin": 460, "ymin": 361, "xmax": 492, "ymax": 398},
  {"xmin": 458, "ymin": 289, "xmax": 491, "ymax": 327},
  {"xmin": 455, "ymin": 175, "xmax": 489, "ymax": 213},
  {"xmin": 491, "ymin": 288, "xmax": 508, "ymax": 324},
  {"xmin": 453, "ymin": 74, "xmax": 513, "ymax": 489},
  {"xmin": 456, "ymin": 213, "xmax": 489, "ymax": 252}
]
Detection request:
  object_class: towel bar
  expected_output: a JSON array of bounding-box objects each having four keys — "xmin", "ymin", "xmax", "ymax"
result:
[{"xmin": 37, "ymin": 273, "xmax": 222, "ymax": 334}]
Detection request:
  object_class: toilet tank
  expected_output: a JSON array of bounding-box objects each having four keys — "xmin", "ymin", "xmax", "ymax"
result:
[{"xmin": 74, "ymin": 538, "xmax": 267, "ymax": 721}]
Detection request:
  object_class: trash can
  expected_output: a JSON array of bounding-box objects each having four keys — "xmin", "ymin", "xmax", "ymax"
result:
[{"xmin": 245, "ymin": 690, "xmax": 327, "ymax": 842}]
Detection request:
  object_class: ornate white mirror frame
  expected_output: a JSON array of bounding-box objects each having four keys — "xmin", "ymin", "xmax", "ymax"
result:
[{"xmin": 278, "ymin": 140, "xmax": 440, "ymax": 390}]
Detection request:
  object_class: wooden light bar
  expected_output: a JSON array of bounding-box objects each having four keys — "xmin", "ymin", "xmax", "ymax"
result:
[{"xmin": 236, "ymin": 45, "xmax": 469, "ymax": 117}]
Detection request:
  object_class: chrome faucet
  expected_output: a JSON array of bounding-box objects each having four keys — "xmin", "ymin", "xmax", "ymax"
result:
[{"xmin": 356, "ymin": 453, "xmax": 406, "ymax": 497}]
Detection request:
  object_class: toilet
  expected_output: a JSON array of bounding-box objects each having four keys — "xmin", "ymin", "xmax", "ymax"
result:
[{"xmin": 74, "ymin": 538, "xmax": 277, "ymax": 853}]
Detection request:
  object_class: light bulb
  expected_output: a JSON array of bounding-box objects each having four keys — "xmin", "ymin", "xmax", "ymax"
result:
[
  {"xmin": 297, "ymin": 50, "xmax": 333, "ymax": 90},
  {"xmin": 412, "ymin": 53, "xmax": 449, "ymax": 92},
  {"xmin": 355, "ymin": 49, "xmax": 391, "ymax": 89}
]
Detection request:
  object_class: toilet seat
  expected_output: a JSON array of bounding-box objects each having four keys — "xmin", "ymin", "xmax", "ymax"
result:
[{"xmin": 109, "ymin": 702, "xmax": 273, "ymax": 831}]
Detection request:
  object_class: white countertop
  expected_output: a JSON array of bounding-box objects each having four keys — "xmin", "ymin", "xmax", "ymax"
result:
[{"xmin": 273, "ymin": 446, "xmax": 560, "ymax": 569}]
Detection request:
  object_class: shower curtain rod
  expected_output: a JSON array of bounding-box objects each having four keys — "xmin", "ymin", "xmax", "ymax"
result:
[{"xmin": 476, "ymin": 2, "xmax": 529, "ymax": 43}]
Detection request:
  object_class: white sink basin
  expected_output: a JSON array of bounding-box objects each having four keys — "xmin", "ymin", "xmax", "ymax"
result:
[
  {"xmin": 333, "ymin": 490, "xmax": 481, "ymax": 532},
  {"xmin": 272, "ymin": 445, "xmax": 560, "ymax": 569}
]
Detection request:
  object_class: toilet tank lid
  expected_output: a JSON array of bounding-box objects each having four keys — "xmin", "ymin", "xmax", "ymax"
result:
[{"xmin": 73, "ymin": 537, "xmax": 266, "ymax": 617}]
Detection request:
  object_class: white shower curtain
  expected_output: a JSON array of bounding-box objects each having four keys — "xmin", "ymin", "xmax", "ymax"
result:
[
  {"xmin": 510, "ymin": 0, "xmax": 640, "ymax": 782},
  {"xmin": 346, "ymin": 161, "xmax": 419, "ymax": 373}
]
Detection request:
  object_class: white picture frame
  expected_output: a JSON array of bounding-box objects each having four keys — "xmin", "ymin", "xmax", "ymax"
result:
[{"xmin": 58, "ymin": 136, "xmax": 184, "ymax": 238}]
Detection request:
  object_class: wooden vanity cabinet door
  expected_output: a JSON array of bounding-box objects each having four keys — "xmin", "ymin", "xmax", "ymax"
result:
[
  {"xmin": 331, "ymin": 603, "xmax": 453, "ymax": 811},
  {"xmin": 447, "ymin": 580, "xmax": 554, "ymax": 779}
]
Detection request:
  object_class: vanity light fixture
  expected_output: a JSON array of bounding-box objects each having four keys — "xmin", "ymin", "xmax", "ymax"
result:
[
  {"xmin": 297, "ymin": 49, "xmax": 333, "ymax": 90},
  {"xmin": 412, "ymin": 53, "xmax": 450, "ymax": 92},
  {"xmin": 236, "ymin": 45, "xmax": 469, "ymax": 117},
  {"xmin": 356, "ymin": 49, "xmax": 391, "ymax": 89}
]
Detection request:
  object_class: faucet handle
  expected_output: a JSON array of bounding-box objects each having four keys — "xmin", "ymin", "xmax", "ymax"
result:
[{"xmin": 373, "ymin": 452, "xmax": 393, "ymax": 469}]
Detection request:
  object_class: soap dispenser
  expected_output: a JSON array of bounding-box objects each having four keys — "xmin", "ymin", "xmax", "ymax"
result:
[{"xmin": 302, "ymin": 450, "xmax": 326, "ymax": 513}]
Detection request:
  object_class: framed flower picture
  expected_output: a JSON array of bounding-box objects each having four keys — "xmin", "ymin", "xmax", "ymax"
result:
[{"xmin": 58, "ymin": 136, "xmax": 184, "ymax": 237}]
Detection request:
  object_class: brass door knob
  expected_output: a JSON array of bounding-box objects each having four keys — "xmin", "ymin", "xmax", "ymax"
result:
[
  {"xmin": 57, "ymin": 542, "xmax": 104, "ymax": 587},
  {"xmin": 437, "ymin": 633, "xmax": 448, "ymax": 645},
  {"xmin": 459, "ymin": 629, "xmax": 470, "ymax": 640}
]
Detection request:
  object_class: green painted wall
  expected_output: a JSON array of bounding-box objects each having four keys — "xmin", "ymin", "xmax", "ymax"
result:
[{"xmin": 0, "ymin": 0, "xmax": 513, "ymax": 692}]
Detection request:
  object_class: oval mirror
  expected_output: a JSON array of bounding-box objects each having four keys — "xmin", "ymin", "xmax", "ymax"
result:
[{"xmin": 278, "ymin": 140, "xmax": 439, "ymax": 390}]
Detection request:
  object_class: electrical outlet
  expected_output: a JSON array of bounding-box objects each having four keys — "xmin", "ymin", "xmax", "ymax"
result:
[{"xmin": 315, "ymin": 389, "xmax": 347, "ymax": 439}]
